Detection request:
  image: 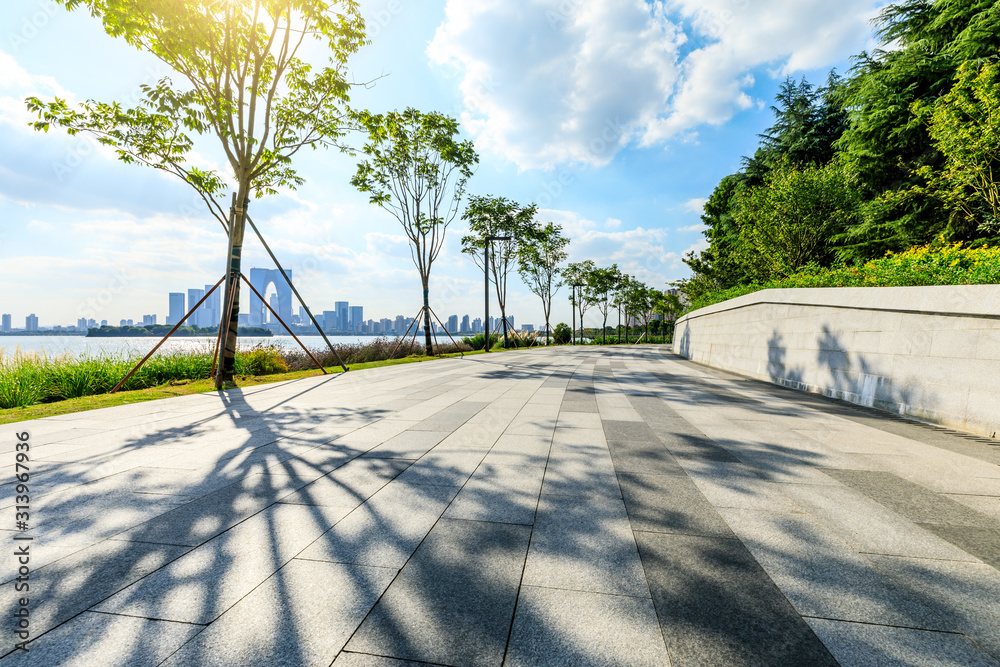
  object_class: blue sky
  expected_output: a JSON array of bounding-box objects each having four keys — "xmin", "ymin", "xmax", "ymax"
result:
[{"xmin": 0, "ymin": 0, "xmax": 886, "ymax": 329}]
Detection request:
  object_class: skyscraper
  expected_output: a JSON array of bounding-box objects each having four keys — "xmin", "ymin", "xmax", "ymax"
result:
[
  {"xmin": 167, "ymin": 293, "xmax": 185, "ymax": 326},
  {"xmin": 1, "ymin": 314, "xmax": 10, "ymax": 332},
  {"xmin": 25, "ymin": 314, "xmax": 38, "ymax": 332},
  {"xmin": 447, "ymin": 315, "xmax": 458, "ymax": 333},
  {"xmin": 349, "ymin": 306, "xmax": 363, "ymax": 331},
  {"xmin": 200, "ymin": 283, "xmax": 220, "ymax": 328},
  {"xmin": 186, "ymin": 288, "xmax": 204, "ymax": 326},
  {"xmin": 461, "ymin": 315, "xmax": 470, "ymax": 333},
  {"xmin": 394, "ymin": 315, "xmax": 405, "ymax": 334},
  {"xmin": 77, "ymin": 317, "xmax": 87, "ymax": 330},
  {"xmin": 335, "ymin": 301, "xmax": 349, "ymax": 331},
  {"xmin": 322, "ymin": 310, "xmax": 336, "ymax": 332}
]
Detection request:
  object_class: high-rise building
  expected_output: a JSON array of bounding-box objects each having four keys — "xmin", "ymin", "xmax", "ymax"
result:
[
  {"xmin": 461, "ymin": 315, "xmax": 470, "ymax": 333},
  {"xmin": 299, "ymin": 306, "xmax": 308, "ymax": 323},
  {"xmin": 186, "ymin": 288, "xmax": 204, "ymax": 326},
  {"xmin": 247, "ymin": 268, "xmax": 292, "ymax": 327},
  {"xmin": 1, "ymin": 314, "xmax": 10, "ymax": 332},
  {"xmin": 447, "ymin": 315, "xmax": 458, "ymax": 333},
  {"xmin": 472, "ymin": 317, "xmax": 482, "ymax": 333},
  {"xmin": 394, "ymin": 315, "xmax": 405, "ymax": 334},
  {"xmin": 322, "ymin": 310, "xmax": 336, "ymax": 332},
  {"xmin": 200, "ymin": 283, "xmax": 221, "ymax": 328},
  {"xmin": 87, "ymin": 318, "xmax": 97, "ymax": 329},
  {"xmin": 142, "ymin": 314, "xmax": 157, "ymax": 326},
  {"xmin": 25, "ymin": 314, "xmax": 38, "ymax": 332},
  {"xmin": 269, "ymin": 295, "xmax": 281, "ymax": 323},
  {"xmin": 77, "ymin": 317, "xmax": 87, "ymax": 330},
  {"xmin": 349, "ymin": 306, "xmax": 363, "ymax": 331},
  {"xmin": 101, "ymin": 320, "xmax": 107, "ymax": 327},
  {"xmin": 167, "ymin": 292, "xmax": 185, "ymax": 326},
  {"xmin": 334, "ymin": 301, "xmax": 349, "ymax": 331}
]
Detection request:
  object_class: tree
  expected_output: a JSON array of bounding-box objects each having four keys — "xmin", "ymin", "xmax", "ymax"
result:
[
  {"xmin": 461, "ymin": 196, "xmax": 536, "ymax": 348},
  {"xmin": 27, "ymin": 0, "xmax": 365, "ymax": 387},
  {"xmin": 910, "ymin": 61, "xmax": 1000, "ymax": 237},
  {"xmin": 351, "ymin": 108, "xmax": 478, "ymax": 355},
  {"xmin": 585, "ymin": 265, "xmax": 620, "ymax": 345},
  {"xmin": 564, "ymin": 260, "xmax": 596, "ymax": 344},
  {"xmin": 517, "ymin": 221, "xmax": 569, "ymax": 345},
  {"xmin": 733, "ymin": 160, "xmax": 862, "ymax": 281},
  {"xmin": 653, "ymin": 290, "xmax": 683, "ymax": 340}
]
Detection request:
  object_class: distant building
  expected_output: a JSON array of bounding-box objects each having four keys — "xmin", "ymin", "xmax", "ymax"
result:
[
  {"xmin": 186, "ymin": 288, "xmax": 204, "ymax": 326},
  {"xmin": 142, "ymin": 314, "xmax": 156, "ymax": 326},
  {"xmin": 447, "ymin": 315, "xmax": 459, "ymax": 333},
  {"xmin": 101, "ymin": 320, "xmax": 107, "ymax": 327},
  {"xmin": 200, "ymin": 283, "xmax": 221, "ymax": 328},
  {"xmin": 25, "ymin": 314, "xmax": 38, "ymax": 332},
  {"xmin": 472, "ymin": 317, "xmax": 482, "ymax": 333},
  {"xmin": 461, "ymin": 315, "xmax": 470, "ymax": 333},
  {"xmin": 335, "ymin": 301, "xmax": 349, "ymax": 331},
  {"xmin": 167, "ymin": 292, "xmax": 185, "ymax": 325},
  {"xmin": 349, "ymin": 306, "xmax": 363, "ymax": 331},
  {"xmin": 77, "ymin": 317, "xmax": 87, "ymax": 330},
  {"xmin": 322, "ymin": 310, "xmax": 336, "ymax": 332},
  {"xmin": 248, "ymin": 268, "xmax": 292, "ymax": 327},
  {"xmin": 394, "ymin": 315, "xmax": 405, "ymax": 334},
  {"xmin": 521, "ymin": 324, "xmax": 534, "ymax": 332},
  {"xmin": 1, "ymin": 314, "xmax": 11, "ymax": 332},
  {"xmin": 87, "ymin": 318, "xmax": 97, "ymax": 329}
]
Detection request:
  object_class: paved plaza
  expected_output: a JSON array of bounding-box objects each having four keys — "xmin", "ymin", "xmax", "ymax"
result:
[{"xmin": 2, "ymin": 346, "xmax": 1000, "ymax": 666}]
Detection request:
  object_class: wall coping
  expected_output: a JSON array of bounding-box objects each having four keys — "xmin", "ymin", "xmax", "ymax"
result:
[{"xmin": 677, "ymin": 285, "xmax": 1000, "ymax": 326}]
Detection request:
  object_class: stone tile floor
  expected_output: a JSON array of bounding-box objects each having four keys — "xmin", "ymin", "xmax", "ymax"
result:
[{"xmin": 2, "ymin": 346, "xmax": 1000, "ymax": 666}]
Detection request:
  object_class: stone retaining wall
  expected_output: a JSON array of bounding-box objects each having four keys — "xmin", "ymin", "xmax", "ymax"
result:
[{"xmin": 672, "ymin": 286, "xmax": 1000, "ymax": 437}]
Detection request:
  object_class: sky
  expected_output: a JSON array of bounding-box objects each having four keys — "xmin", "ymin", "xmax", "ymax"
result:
[{"xmin": 0, "ymin": 0, "xmax": 887, "ymax": 330}]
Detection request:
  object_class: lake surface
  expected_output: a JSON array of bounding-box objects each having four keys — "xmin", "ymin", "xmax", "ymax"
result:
[{"xmin": 0, "ymin": 335, "xmax": 392, "ymax": 358}]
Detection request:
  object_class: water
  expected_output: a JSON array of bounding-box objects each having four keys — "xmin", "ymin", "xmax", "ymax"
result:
[{"xmin": 0, "ymin": 335, "xmax": 390, "ymax": 358}]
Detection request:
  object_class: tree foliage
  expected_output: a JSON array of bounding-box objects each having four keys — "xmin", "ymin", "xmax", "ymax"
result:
[
  {"xmin": 517, "ymin": 221, "xmax": 569, "ymax": 344},
  {"xmin": 351, "ymin": 107, "xmax": 478, "ymax": 355}
]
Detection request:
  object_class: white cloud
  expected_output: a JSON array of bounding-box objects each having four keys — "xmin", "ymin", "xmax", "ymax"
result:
[
  {"xmin": 428, "ymin": 0, "xmax": 881, "ymax": 170},
  {"xmin": 682, "ymin": 197, "xmax": 707, "ymax": 214},
  {"xmin": 542, "ymin": 208, "xmax": 686, "ymax": 286},
  {"xmin": 678, "ymin": 223, "xmax": 706, "ymax": 233}
]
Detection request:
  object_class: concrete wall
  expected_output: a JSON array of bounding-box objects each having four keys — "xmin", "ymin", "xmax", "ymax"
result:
[{"xmin": 672, "ymin": 286, "xmax": 1000, "ymax": 437}]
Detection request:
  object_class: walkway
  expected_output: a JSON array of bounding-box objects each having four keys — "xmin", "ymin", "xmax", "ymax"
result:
[{"xmin": 2, "ymin": 346, "xmax": 1000, "ymax": 666}]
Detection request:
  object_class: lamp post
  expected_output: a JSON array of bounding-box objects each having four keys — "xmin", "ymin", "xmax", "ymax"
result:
[
  {"xmin": 484, "ymin": 235, "xmax": 511, "ymax": 353},
  {"xmin": 570, "ymin": 283, "xmax": 583, "ymax": 346}
]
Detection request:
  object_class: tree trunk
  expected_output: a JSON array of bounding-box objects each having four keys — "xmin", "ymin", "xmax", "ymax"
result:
[
  {"xmin": 422, "ymin": 281, "xmax": 433, "ymax": 356},
  {"xmin": 215, "ymin": 191, "xmax": 248, "ymax": 389},
  {"xmin": 602, "ymin": 314, "xmax": 607, "ymax": 345}
]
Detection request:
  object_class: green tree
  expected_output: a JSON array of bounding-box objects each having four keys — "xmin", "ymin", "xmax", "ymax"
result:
[
  {"xmin": 517, "ymin": 221, "xmax": 569, "ymax": 345},
  {"xmin": 584, "ymin": 265, "xmax": 621, "ymax": 345},
  {"xmin": 835, "ymin": 0, "xmax": 1000, "ymax": 260},
  {"xmin": 351, "ymin": 108, "xmax": 478, "ymax": 356},
  {"xmin": 564, "ymin": 260, "xmax": 596, "ymax": 344},
  {"xmin": 653, "ymin": 290, "xmax": 683, "ymax": 340},
  {"xmin": 26, "ymin": 0, "xmax": 365, "ymax": 387},
  {"xmin": 733, "ymin": 160, "xmax": 862, "ymax": 281},
  {"xmin": 910, "ymin": 61, "xmax": 1000, "ymax": 237},
  {"xmin": 461, "ymin": 196, "xmax": 536, "ymax": 348}
]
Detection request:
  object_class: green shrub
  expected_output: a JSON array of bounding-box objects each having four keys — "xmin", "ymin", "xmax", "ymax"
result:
[
  {"xmin": 552, "ymin": 323, "xmax": 571, "ymax": 344},
  {"xmin": 235, "ymin": 346, "xmax": 288, "ymax": 376},
  {"xmin": 686, "ymin": 241, "xmax": 1000, "ymax": 313},
  {"xmin": 461, "ymin": 333, "xmax": 499, "ymax": 351}
]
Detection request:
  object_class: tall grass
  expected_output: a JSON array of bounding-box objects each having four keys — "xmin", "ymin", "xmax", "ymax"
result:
[{"xmin": 0, "ymin": 337, "xmax": 471, "ymax": 409}]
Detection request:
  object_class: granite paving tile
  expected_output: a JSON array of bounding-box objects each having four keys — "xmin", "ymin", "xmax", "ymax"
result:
[
  {"xmin": 865, "ymin": 554, "xmax": 1000, "ymax": 660},
  {"xmin": 523, "ymin": 495, "xmax": 648, "ymax": 597},
  {"xmin": 805, "ymin": 618, "xmax": 1000, "ymax": 667},
  {"xmin": 297, "ymin": 482, "xmax": 459, "ymax": 568},
  {"xmin": 279, "ymin": 458, "xmax": 412, "ymax": 508},
  {"xmin": 160, "ymin": 560, "xmax": 397, "ymax": 667},
  {"xmin": 444, "ymin": 463, "xmax": 546, "ymax": 525},
  {"xmin": 95, "ymin": 501, "xmax": 358, "ymax": 625},
  {"xmin": 344, "ymin": 519, "xmax": 531, "ymax": 666},
  {"xmin": 719, "ymin": 507, "xmax": 951, "ymax": 630},
  {"xmin": 0, "ymin": 612, "xmax": 203, "ymax": 667},
  {"xmin": 504, "ymin": 586, "xmax": 670, "ymax": 666},
  {"xmin": 635, "ymin": 531, "xmax": 838, "ymax": 667},
  {"xmin": 619, "ymin": 472, "xmax": 734, "ymax": 538}
]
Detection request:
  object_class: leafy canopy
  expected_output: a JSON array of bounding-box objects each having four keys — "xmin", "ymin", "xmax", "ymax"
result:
[{"xmin": 27, "ymin": 0, "xmax": 366, "ymax": 226}]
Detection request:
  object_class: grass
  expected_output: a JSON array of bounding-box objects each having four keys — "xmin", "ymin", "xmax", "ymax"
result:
[{"xmin": 0, "ymin": 349, "xmax": 482, "ymax": 426}]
